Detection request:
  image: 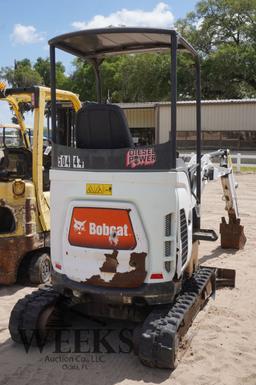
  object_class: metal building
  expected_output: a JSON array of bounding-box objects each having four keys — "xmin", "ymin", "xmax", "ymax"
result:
[{"xmin": 119, "ymin": 99, "xmax": 256, "ymax": 150}]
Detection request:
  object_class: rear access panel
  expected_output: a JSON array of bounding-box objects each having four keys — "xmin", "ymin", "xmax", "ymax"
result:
[{"xmin": 63, "ymin": 201, "xmax": 148, "ymax": 288}]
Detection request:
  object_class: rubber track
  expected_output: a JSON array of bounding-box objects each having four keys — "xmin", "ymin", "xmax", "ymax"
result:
[
  {"xmin": 139, "ymin": 267, "xmax": 215, "ymax": 369},
  {"xmin": 9, "ymin": 288, "xmax": 61, "ymax": 345}
]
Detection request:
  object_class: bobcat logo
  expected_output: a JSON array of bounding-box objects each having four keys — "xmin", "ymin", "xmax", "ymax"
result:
[{"xmin": 73, "ymin": 219, "xmax": 86, "ymax": 235}]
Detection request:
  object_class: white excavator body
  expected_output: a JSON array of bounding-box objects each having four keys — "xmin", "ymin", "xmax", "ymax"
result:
[{"xmin": 50, "ymin": 168, "xmax": 194, "ymax": 288}]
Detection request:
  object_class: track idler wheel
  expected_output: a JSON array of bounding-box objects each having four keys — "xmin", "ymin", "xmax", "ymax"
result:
[
  {"xmin": 220, "ymin": 215, "xmax": 246, "ymax": 249},
  {"xmin": 9, "ymin": 288, "xmax": 62, "ymax": 346}
]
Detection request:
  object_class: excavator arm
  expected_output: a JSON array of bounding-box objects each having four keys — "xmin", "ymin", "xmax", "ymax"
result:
[
  {"xmin": 219, "ymin": 162, "xmax": 246, "ymax": 249},
  {"xmin": 188, "ymin": 149, "xmax": 246, "ymax": 249}
]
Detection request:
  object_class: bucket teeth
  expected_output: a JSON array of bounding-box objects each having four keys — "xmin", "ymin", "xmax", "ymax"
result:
[{"xmin": 220, "ymin": 215, "xmax": 246, "ymax": 249}]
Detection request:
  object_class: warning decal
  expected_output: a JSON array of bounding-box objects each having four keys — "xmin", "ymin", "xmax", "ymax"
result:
[{"xmin": 86, "ymin": 184, "xmax": 112, "ymax": 195}]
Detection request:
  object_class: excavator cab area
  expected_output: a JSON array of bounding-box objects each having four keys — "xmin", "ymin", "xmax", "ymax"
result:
[{"xmin": 0, "ymin": 85, "xmax": 81, "ymax": 285}]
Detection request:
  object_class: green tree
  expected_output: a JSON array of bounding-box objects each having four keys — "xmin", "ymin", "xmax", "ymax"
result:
[
  {"xmin": 176, "ymin": 0, "xmax": 256, "ymax": 52},
  {"xmin": 69, "ymin": 58, "xmax": 96, "ymax": 101},
  {"xmin": 113, "ymin": 54, "xmax": 171, "ymax": 102},
  {"xmin": 176, "ymin": 0, "xmax": 256, "ymax": 98},
  {"xmin": 2, "ymin": 1, "xmax": 256, "ymax": 102},
  {"xmin": 34, "ymin": 57, "xmax": 71, "ymax": 89},
  {"xmin": 202, "ymin": 44, "xmax": 256, "ymax": 98},
  {"xmin": 0, "ymin": 59, "xmax": 43, "ymax": 87},
  {"xmin": 0, "ymin": 57, "xmax": 71, "ymax": 90},
  {"xmin": 70, "ymin": 54, "xmax": 197, "ymax": 103}
]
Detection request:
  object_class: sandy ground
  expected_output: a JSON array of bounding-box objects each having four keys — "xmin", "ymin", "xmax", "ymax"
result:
[{"xmin": 0, "ymin": 174, "xmax": 255, "ymax": 385}]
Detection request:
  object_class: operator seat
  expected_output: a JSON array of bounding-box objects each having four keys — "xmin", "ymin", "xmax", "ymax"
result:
[{"xmin": 76, "ymin": 103, "xmax": 134, "ymax": 149}]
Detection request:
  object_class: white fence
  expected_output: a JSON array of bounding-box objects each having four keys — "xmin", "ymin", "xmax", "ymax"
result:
[
  {"xmin": 181, "ymin": 153, "xmax": 256, "ymax": 171},
  {"xmin": 232, "ymin": 153, "xmax": 256, "ymax": 171}
]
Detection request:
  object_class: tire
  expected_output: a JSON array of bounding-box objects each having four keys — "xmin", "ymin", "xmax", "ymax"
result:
[
  {"xmin": 17, "ymin": 256, "xmax": 32, "ymax": 284},
  {"xmin": 29, "ymin": 251, "xmax": 51, "ymax": 284},
  {"xmin": 9, "ymin": 289, "xmax": 61, "ymax": 345}
]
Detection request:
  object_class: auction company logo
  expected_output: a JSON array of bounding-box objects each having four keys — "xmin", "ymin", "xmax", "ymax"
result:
[
  {"xmin": 18, "ymin": 327, "xmax": 133, "ymax": 350},
  {"xmin": 18, "ymin": 327, "xmax": 134, "ymax": 370},
  {"xmin": 126, "ymin": 147, "xmax": 156, "ymax": 168}
]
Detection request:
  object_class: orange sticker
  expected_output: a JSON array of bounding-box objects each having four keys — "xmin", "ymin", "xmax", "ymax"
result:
[{"xmin": 68, "ymin": 207, "xmax": 136, "ymax": 250}]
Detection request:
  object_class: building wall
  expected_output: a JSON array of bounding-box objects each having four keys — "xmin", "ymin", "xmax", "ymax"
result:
[
  {"xmin": 120, "ymin": 100, "xmax": 256, "ymax": 150},
  {"xmin": 158, "ymin": 101, "xmax": 256, "ymax": 143},
  {"xmin": 123, "ymin": 107, "xmax": 155, "ymax": 128}
]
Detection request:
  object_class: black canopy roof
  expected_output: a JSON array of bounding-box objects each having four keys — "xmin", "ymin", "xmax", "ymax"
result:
[{"xmin": 48, "ymin": 27, "xmax": 198, "ymax": 59}]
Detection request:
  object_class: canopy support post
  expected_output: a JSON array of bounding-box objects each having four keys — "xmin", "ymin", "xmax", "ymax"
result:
[{"xmin": 91, "ymin": 58, "xmax": 103, "ymax": 103}]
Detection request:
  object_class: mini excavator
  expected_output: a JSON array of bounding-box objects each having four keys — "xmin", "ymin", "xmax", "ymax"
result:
[{"xmin": 9, "ymin": 28, "xmax": 246, "ymax": 369}]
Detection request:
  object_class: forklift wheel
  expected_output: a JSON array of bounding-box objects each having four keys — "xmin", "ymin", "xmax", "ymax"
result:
[{"xmin": 29, "ymin": 252, "xmax": 51, "ymax": 284}]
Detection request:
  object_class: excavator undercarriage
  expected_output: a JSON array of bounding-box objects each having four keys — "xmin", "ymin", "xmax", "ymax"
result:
[{"xmin": 9, "ymin": 265, "xmax": 235, "ymax": 369}]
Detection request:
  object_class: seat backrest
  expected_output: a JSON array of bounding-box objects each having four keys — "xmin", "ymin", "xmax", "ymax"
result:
[{"xmin": 76, "ymin": 103, "xmax": 134, "ymax": 149}]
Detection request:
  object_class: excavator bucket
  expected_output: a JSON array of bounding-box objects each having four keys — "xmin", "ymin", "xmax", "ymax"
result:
[{"xmin": 220, "ymin": 215, "xmax": 246, "ymax": 249}]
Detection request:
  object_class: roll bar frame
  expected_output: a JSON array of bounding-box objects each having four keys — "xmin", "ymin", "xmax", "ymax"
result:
[{"xmin": 49, "ymin": 28, "xmax": 201, "ymax": 206}]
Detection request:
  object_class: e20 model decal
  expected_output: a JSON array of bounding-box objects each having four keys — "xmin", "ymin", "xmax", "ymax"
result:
[
  {"xmin": 126, "ymin": 148, "xmax": 156, "ymax": 168},
  {"xmin": 68, "ymin": 207, "xmax": 137, "ymax": 249}
]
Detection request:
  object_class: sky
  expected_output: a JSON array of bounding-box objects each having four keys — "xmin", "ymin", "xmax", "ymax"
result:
[
  {"xmin": 0, "ymin": 0, "xmax": 198, "ymax": 71},
  {"xmin": 0, "ymin": 0, "xmax": 199, "ymax": 124}
]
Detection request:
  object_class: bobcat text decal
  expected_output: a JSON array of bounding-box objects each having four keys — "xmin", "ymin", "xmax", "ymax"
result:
[
  {"xmin": 126, "ymin": 148, "xmax": 156, "ymax": 168},
  {"xmin": 69, "ymin": 207, "xmax": 136, "ymax": 249}
]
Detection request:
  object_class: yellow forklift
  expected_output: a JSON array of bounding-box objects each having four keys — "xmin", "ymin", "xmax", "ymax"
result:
[{"xmin": 0, "ymin": 84, "xmax": 81, "ymax": 284}]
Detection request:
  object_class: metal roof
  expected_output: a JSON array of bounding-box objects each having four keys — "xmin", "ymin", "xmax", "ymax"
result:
[
  {"xmin": 117, "ymin": 99, "xmax": 256, "ymax": 109},
  {"xmin": 0, "ymin": 123, "xmax": 20, "ymax": 129},
  {"xmin": 48, "ymin": 27, "xmax": 198, "ymax": 59}
]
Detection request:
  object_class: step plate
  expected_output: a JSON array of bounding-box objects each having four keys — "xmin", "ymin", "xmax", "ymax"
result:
[{"xmin": 193, "ymin": 229, "xmax": 218, "ymax": 242}]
